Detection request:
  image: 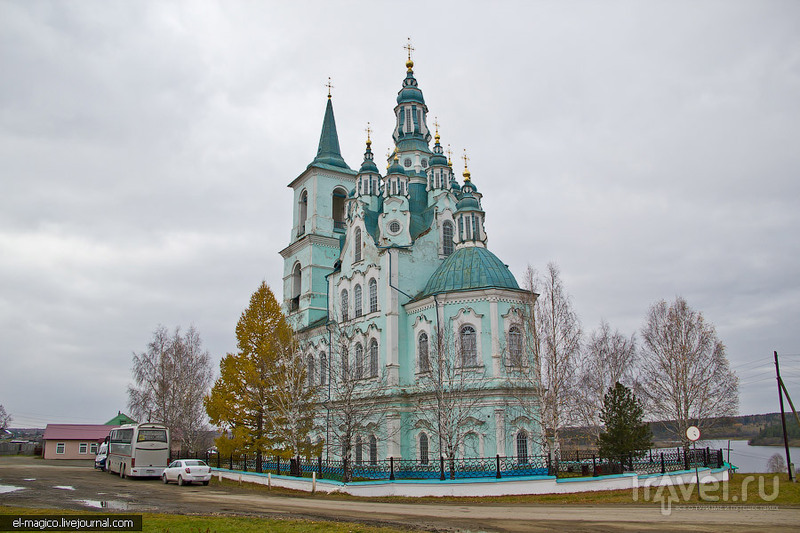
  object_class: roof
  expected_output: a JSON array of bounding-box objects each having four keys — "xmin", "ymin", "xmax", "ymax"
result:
[
  {"xmin": 418, "ymin": 246, "xmax": 522, "ymax": 298},
  {"xmin": 42, "ymin": 424, "xmax": 117, "ymax": 441},
  {"xmin": 308, "ymin": 97, "xmax": 352, "ymax": 171},
  {"xmin": 104, "ymin": 412, "xmax": 136, "ymax": 425}
]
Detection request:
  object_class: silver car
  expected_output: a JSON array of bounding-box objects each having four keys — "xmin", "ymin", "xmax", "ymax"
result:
[{"xmin": 161, "ymin": 459, "xmax": 211, "ymax": 486}]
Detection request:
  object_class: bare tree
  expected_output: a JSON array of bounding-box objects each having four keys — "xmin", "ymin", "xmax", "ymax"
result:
[
  {"xmin": 506, "ymin": 263, "xmax": 581, "ymax": 458},
  {"xmin": 320, "ymin": 323, "xmax": 394, "ymax": 481},
  {"xmin": 575, "ymin": 320, "xmax": 638, "ymax": 439},
  {"xmin": 639, "ymin": 296, "xmax": 738, "ymax": 448},
  {"xmin": 411, "ymin": 322, "xmax": 492, "ymax": 469},
  {"xmin": 0, "ymin": 404, "xmax": 11, "ymax": 432},
  {"xmin": 128, "ymin": 325, "xmax": 214, "ymax": 453},
  {"xmin": 767, "ymin": 453, "xmax": 786, "ymax": 473}
]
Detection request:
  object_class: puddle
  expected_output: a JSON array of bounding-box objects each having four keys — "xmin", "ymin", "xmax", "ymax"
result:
[
  {"xmin": 75, "ymin": 500, "xmax": 130, "ymax": 511},
  {"xmin": 0, "ymin": 485, "xmax": 24, "ymax": 494},
  {"xmin": 53, "ymin": 485, "xmax": 75, "ymax": 490},
  {"xmin": 23, "ymin": 478, "xmax": 36, "ymax": 481}
]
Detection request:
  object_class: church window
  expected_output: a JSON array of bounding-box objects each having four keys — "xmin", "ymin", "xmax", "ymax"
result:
[
  {"xmin": 355, "ymin": 435, "xmax": 363, "ymax": 464},
  {"xmin": 460, "ymin": 325, "xmax": 477, "ymax": 367},
  {"xmin": 421, "ymin": 158, "xmax": 427, "ymax": 168},
  {"xmin": 354, "ymin": 342, "xmax": 363, "ymax": 380},
  {"xmin": 368, "ymin": 278, "xmax": 378, "ymax": 313},
  {"xmin": 419, "ymin": 432, "xmax": 429, "ymax": 465},
  {"xmin": 298, "ymin": 191, "xmax": 308, "ymax": 235},
  {"xmin": 369, "ymin": 338, "xmax": 378, "ymax": 377},
  {"xmin": 517, "ymin": 430, "xmax": 529, "ymax": 464},
  {"xmin": 307, "ymin": 354, "xmax": 315, "ymax": 388},
  {"xmin": 341, "ymin": 346, "xmax": 349, "ymax": 382},
  {"xmin": 389, "ymin": 221, "xmax": 401, "ymax": 234},
  {"xmin": 442, "ymin": 222, "xmax": 454, "ymax": 256},
  {"xmin": 418, "ymin": 332, "xmax": 429, "ymax": 373},
  {"xmin": 508, "ymin": 326, "xmax": 522, "ymax": 366},
  {"xmin": 332, "ymin": 188, "xmax": 347, "ymax": 231},
  {"xmin": 291, "ymin": 263, "xmax": 301, "ymax": 312},
  {"xmin": 354, "ymin": 284, "xmax": 362, "ymax": 318},
  {"xmin": 403, "ymin": 158, "xmax": 412, "ymax": 168},
  {"xmin": 341, "ymin": 289, "xmax": 349, "ymax": 322},
  {"xmin": 465, "ymin": 215, "xmax": 472, "ymax": 240},
  {"xmin": 405, "ymin": 108, "xmax": 412, "ymax": 132},
  {"xmin": 458, "ymin": 217, "xmax": 464, "ymax": 240},
  {"xmin": 464, "ymin": 432, "xmax": 479, "ymax": 458},
  {"xmin": 320, "ymin": 352, "xmax": 327, "ymax": 386},
  {"xmin": 354, "ymin": 228, "xmax": 362, "ymax": 262},
  {"xmin": 369, "ymin": 435, "xmax": 378, "ymax": 465}
]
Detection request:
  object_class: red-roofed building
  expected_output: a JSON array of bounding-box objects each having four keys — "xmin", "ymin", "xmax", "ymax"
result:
[{"xmin": 42, "ymin": 424, "xmax": 118, "ymax": 459}]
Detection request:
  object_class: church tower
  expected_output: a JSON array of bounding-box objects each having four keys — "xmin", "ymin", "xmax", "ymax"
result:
[{"xmin": 280, "ymin": 89, "xmax": 357, "ymax": 329}]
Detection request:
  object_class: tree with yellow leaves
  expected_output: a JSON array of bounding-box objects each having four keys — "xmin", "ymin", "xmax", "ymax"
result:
[{"xmin": 205, "ymin": 282, "xmax": 319, "ymax": 472}]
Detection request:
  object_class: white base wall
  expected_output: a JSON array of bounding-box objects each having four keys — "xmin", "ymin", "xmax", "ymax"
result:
[{"xmin": 211, "ymin": 467, "xmax": 730, "ymax": 498}]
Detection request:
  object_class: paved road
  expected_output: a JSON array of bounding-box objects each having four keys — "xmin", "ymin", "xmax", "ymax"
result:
[{"xmin": 1, "ymin": 457, "xmax": 798, "ymax": 532}]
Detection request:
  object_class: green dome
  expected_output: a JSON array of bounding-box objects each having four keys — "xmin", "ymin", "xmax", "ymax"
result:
[
  {"xmin": 420, "ymin": 246, "xmax": 521, "ymax": 297},
  {"xmin": 456, "ymin": 193, "xmax": 480, "ymax": 211}
]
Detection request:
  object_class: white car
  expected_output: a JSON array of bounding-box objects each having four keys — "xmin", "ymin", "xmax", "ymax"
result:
[{"xmin": 161, "ymin": 459, "xmax": 211, "ymax": 486}]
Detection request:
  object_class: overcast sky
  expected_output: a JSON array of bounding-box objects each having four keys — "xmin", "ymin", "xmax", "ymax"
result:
[{"xmin": 2, "ymin": 1, "xmax": 799, "ymax": 428}]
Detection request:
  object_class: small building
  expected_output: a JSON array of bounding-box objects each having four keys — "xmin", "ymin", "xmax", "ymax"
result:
[
  {"xmin": 42, "ymin": 424, "xmax": 117, "ymax": 459},
  {"xmin": 104, "ymin": 412, "xmax": 136, "ymax": 426}
]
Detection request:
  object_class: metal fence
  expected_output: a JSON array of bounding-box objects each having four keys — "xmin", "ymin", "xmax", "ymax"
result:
[{"xmin": 197, "ymin": 446, "xmax": 724, "ymax": 482}]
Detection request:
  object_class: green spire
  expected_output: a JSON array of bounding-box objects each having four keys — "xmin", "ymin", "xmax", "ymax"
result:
[{"xmin": 309, "ymin": 96, "xmax": 351, "ymax": 171}]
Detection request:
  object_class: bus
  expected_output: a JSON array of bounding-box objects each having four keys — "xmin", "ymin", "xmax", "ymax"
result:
[{"xmin": 106, "ymin": 423, "xmax": 170, "ymax": 478}]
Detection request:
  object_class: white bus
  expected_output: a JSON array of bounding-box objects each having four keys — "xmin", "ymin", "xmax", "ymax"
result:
[{"xmin": 106, "ymin": 423, "xmax": 170, "ymax": 478}]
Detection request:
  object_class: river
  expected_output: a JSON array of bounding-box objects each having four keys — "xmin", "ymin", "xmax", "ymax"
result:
[{"xmin": 702, "ymin": 439, "xmax": 800, "ymax": 473}]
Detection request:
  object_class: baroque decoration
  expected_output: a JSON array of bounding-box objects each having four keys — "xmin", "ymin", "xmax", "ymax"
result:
[{"xmin": 279, "ymin": 47, "xmax": 539, "ymax": 463}]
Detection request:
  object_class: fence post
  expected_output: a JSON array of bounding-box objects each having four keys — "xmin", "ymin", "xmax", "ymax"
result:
[
  {"xmin": 660, "ymin": 452, "xmax": 665, "ymax": 474},
  {"xmin": 276, "ymin": 456, "xmax": 281, "ymax": 476},
  {"xmin": 217, "ymin": 452, "xmax": 220, "ymax": 469},
  {"xmin": 390, "ymin": 456, "xmax": 395, "ymax": 481},
  {"xmin": 546, "ymin": 452, "xmax": 552, "ymax": 477},
  {"xmin": 439, "ymin": 456, "xmax": 445, "ymax": 481},
  {"xmin": 592, "ymin": 454, "xmax": 597, "ymax": 477},
  {"xmin": 683, "ymin": 447, "xmax": 689, "ymax": 471},
  {"xmin": 629, "ymin": 453, "xmax": 633, "ymax": 472},
  {"xmin": 242, "ymin": 453, "xmax": 247, "ymax": 472},
  {"xmin": 718, "ymin": 449, "xmax": 724, "ymax": 467},
  {"xmin": 704, "ymin": 447, "xmax": 709, "ymax": 467},
  {"xmin": 496, "ymin": 454, "xmax": 501, "ymax": 479},
  {"xmin": 318, "ymin": 455, "xmax": 323, "ymax": 480}
]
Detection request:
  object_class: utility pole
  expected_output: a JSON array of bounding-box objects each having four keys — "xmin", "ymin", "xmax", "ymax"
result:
[{"xmin": 774, "ymin": 351, "xmax": 794, "ymax": 481}]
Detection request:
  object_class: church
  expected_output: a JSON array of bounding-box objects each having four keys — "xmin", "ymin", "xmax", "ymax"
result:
[{"xmin": 279, "ymin": 49, "xmax": 540, "ymax": 465}]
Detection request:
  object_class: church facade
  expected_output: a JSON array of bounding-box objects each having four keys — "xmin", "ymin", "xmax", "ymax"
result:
[{"xmin": 279, "ymin": 54, "xmax": 540, "ymax": 463}]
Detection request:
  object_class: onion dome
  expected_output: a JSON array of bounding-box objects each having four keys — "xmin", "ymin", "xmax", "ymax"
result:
[
  {"xmin": 387, "ymin": 152, "xmax": 406, "ymax": 175},
  {"xmin": 429, "ymin": 127, "xmax": 448, "ymax": 167},
  {"xmin": 359, "ymin": 135, "xmax": 379, "ymax": 174},
  {"xmin": 396, "ymin": 60, "xmax": 425, "ymax": 105}
]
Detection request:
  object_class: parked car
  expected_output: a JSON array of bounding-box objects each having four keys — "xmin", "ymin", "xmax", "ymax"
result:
[
  {"xmin": 161, "ymin": 459, "xmax": 211, "ymax": 486},
  {"xmin": 94, "ymin": 442, "xmax": 108, "ymax": 471}
]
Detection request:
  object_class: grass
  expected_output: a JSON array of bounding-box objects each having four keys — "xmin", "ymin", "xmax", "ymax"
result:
[{"xmin": 0, "ymin": 506, "xmax": 414, "ymax": 533}]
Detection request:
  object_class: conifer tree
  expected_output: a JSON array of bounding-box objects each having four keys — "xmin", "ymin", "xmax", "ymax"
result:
[
  {"xmin": 597, "ymin": 382, "xmax": 653, "ymax": 458},
  {"xmin": 205, "ymin": 282, "xmax": 317, "ymax": 471}
]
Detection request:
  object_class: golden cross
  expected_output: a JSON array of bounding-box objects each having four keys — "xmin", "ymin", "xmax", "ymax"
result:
[
  {"xmin": 433, "ymin": 117, "xmax": 440, "ymax": 135},
  {"xmin": 446, "ymin": 144, "xmax": 452, "ymax": 165},
  {"xmin": 462, "ymin": 149, "xmax": 470, "ymax": 169},
  {"xmin": 365, "ymin": 122, "xmax": 372, "ymax": 142},
  {"xmin": 325, "ymin": 77, "xmax": 334, "ymax": 98},
  {"xmin": 404, "ymin": 38, "xmax": 415, "ymax": 61}
]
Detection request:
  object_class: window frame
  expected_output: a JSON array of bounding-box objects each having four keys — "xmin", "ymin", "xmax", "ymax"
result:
[
  {"xmin": 368, "ymin": 278, "xmax": 378, "ymax": 314},
  {"xmin": 418, "ymin": 332, "xmax": 429, "ymax": 373},
  {"xmin": 460, "ymin": 325, "xmax": 478, "ymax": 367},
  {"xmin": 354, "ymin": 284, "xmax": 363, "ymax": 318}
]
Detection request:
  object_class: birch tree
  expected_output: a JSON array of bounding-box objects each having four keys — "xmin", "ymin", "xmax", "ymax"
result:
[
  {"xmin": 639, "ymin": 296, "xmax": 738, "ymax": 448},
  {"xmin": 0, "ymin": 405, "xmax": 11, "ymax": 432},
  {"xmin": 506, "ymin": 263, "xmax": 581, "ymax": 457},
  {"xmin": 127, "ymin": 325, "xmax": 213, "ymax": 452},
  {"xmin": 575, "ymin": 320, "xmax": 638, "ymax": 438}
]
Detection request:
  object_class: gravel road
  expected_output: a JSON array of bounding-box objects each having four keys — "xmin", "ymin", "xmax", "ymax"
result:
[{"xmin": 1, "ymin": 457, "xmax": 798, "ymax": 532}]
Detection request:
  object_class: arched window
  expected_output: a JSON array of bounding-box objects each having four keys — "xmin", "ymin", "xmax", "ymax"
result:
[
  {"xmin": 290, "ymin": 263, "xmax": 301, "ymax": 312},
  {"xmin": 460, "ymin": 325, "xmax": 477, "ymax": 367},
  {"xmin": 419, "ymin": 432, "xmax": 429, "ymax": 465},
  {"xmin": 354, "ymin": 343, "xmax": 363, "ymax": 380},
  {"xmin": 508, "ymin": 326, "xmax": 522, "ymax": 366},
  {"xmin": 368, "ymin": 278, "xmax": 378, "ymax": 313},
  {"xmin": 332, "ymin": 188, "xmax": 347, "ymax": 231},
  {"xmin": 354, "ymin": 228, "xmax": 362, "ymax": 262},
  {"xmin": 298, "ymin": 190, "xmax": 308, "ymax": 235},
  {"xmin": 369, "ymin": 339, "xmax": 378, "ymax": 377},
  {"xmin": 307, "ymin": 354, "xmax": 315, "ymax": 388},
  {"xmin": 442, "ymin": 221, "xmax": 454, "ymax": 256},
  {"xmin": 354, "ymin": 284, "xmax": 362, "ymax": 318},
  {"xmin": 418, "ymin": 332, "xmax": 429, "ymax": 373},
  {"xmin": 369, "ymin": 435, "xmax": 377, "ymax": 465},
  {"xmin": 517, "ymin": 430, "xmax": 529, "ymax": 464},
  {"xmin": 355, "ymin": 435, "xmax": 363, "ymax": 464},
  {"xmin": 319, "ymin": 352, "xmax": 327, "ymax": 386},
  {"xmin": 464, "ymin": 432, "xmax": 479, "ymax": 458},
  {"xmin": 341, "ymin": 346, "xmax": 349, "ymax": 382},
  {"xmin": 340, "ymin": 289, "xmax": 349, "ymax": 322}
]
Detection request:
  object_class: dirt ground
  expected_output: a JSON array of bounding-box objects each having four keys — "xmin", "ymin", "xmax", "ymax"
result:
[{"xmin": 1, "ymin": 456, "xmax": 798, "ymax": 532}]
